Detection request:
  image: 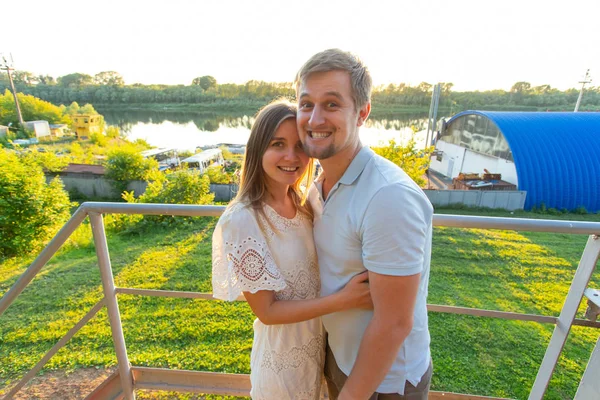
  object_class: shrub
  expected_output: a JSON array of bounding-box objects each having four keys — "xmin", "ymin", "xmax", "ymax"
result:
[
  {"xmin": 105, "ymin": 145, "xmax": 160, "ymax": 193},
  {"xmin": 89, "ymin": 132, "xmax": 108, "ymax": 147},
  {"xmin": 0, "ymin": 150, "xmax": 73, "ymax": 258},
  {"xmin": 109, "ymin": 170, "xmax": 214, "ymax": 230},
  {"xmin": 205, "ymin": 165, "xmax": 232, "ymax": 184},
  {"xmin": 371, "ymin": 129, "xmax": 433, "ymax": 187}
]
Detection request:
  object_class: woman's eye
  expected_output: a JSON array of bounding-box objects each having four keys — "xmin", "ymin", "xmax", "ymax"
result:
[
  {"xmin": 327, "ymin": 102, "xmax": 338, "ymax": 108},
  {"xmin": 272, "ymin": 142, "xmax": 283, "ymax": 147}
]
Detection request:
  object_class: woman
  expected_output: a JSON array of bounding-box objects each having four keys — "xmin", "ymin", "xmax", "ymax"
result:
[{"xmin": 212, "ymin": 99, "xmax": 371, "ymax": 399}]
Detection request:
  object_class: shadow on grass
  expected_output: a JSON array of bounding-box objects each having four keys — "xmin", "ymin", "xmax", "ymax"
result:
[{"xmin": 429, "ymin": 226, "xmax": 599, "ymax": 399}]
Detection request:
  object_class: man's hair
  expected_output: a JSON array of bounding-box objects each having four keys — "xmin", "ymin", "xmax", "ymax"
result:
[{"xmin": 295, "ymin": 48, "xmax": 372, "ymax": 110}]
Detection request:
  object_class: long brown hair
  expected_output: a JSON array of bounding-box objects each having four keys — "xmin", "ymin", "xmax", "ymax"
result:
[{"xmin": 232, "ymin": 98, "xmax": 314, "ymax": 221}]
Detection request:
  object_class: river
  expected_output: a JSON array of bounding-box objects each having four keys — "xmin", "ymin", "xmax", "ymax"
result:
[{"xmin": 101, "ymin": 109, "xmax": 445, "ymax": 151}]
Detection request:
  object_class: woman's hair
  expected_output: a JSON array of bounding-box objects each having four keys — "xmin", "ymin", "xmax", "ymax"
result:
[{"xmin": 232, "ymin": 98, "xmax": 314, "ymax": 221}]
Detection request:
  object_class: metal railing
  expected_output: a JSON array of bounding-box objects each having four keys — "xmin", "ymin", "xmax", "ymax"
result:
[{"xmin": 1, "ymin": 202, "xmax": 599, "ymax": 400}]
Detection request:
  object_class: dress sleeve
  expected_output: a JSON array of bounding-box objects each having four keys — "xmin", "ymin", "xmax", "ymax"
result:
[{"xmin": 212, "ymin": 205, "xmax": 287, "ymax": 301}]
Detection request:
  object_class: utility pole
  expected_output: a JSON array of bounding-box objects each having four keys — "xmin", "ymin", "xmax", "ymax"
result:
[
  {"xmin": 425, "ymin": 83, "xmax": 441, "ymax": 149},
  {"xmin": 0, "ymin": 53, "xmax": 25, "ymax": 127},
  {"xmin": 574, "ymin": 69, "xmax": 592, "ymax": 112}
]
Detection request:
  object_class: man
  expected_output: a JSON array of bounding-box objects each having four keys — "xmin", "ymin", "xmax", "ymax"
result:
[{"xmin": 295, "ymin": 49, "xmax": 434, "ymax": 400}]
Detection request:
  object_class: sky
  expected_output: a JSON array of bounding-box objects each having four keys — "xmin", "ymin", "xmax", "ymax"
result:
[{"xmin": 3, "ymin": 0, "xmax": 599, "ymax": 91}]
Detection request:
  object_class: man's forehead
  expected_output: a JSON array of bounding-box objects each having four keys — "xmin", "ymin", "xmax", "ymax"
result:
[{"xmin": 298, "ymin": 70, "xmax": 352, "ymax": 97}]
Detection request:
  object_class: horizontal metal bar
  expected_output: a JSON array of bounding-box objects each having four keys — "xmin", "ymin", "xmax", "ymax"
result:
[
  {"xmin": 116, "ymin": 288, "xmax": 214, "ymax": 300},
  {"xmin": 81, "ymin": 202, "xmax": 226, "ymax": 217},
  {"xmin": 84, "ymin": 369, "xmax": 124, "ymax": 400},
  {"xmin": 77, "ymin": 202, "xmax": 600, "ymax": 234},
  {"xmin": 3, "ymin": 299, "xmax": 105, "ymax": 399},
  {"xmin": 434, "ymin": 214, "xmax": 600, "ymax": 235},
  {"xmin": 428, "ymin": 304, "xmax": 600, "ymax": 328},
  {"xmin": 0, "ymin": 207, "xmax": 88, "ymax": 317},
  {"xmin": 131, "ymin": 367, "xmax": 251, "ymax": 396}
]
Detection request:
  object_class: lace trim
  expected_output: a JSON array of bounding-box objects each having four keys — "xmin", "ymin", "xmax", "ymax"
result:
[
  {"xmin": 225, "ymin": 237, "xmax": 286, "ymax": 292},
  {"xmin": 276, "ymin": 258, "xmax": 320, "ymax": 301},
  {"xmin": 260, "ymin": 334, "xmax": 325, "ymax": 374}
]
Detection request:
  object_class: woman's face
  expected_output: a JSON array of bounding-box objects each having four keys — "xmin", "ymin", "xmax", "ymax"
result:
[{"xmin": 262, "ymin": 118, "xmax": 309, "ymax": 189}]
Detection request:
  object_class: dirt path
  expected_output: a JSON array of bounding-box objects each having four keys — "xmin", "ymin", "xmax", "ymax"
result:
[{"xmin": 0, "ymin": 367, "xmax": 116, "ymax": 399}]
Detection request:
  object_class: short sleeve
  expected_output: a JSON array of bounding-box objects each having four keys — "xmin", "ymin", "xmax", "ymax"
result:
[
  {"xmin": 361, "ymin": 184, "xmax": 433, "ymax": 276},
  {"xmin": 212, "ymin": 205, "xmax": 287, "ymax": 301}
]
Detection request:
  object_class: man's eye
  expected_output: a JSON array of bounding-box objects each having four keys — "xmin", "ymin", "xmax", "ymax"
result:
[
  {"xmin": 327, "ymin": 102, "xmax": 338, "ymax": 108},
  {"xmin": 300, "ymin": 102, "xmax": 313, "ymax": 109}
]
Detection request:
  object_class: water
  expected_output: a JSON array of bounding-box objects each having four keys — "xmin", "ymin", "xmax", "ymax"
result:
[{"xmin": 101, "ymin": 109, "xmax": 440, "ymax": 151}]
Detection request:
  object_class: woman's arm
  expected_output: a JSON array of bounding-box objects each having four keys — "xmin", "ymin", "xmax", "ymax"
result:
[{"xmin": 244, "ymin": 272, "xmax": 371, "ymax": 325}]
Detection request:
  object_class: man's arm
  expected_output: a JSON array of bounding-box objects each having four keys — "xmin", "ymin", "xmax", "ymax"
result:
[
  {"xmin": 338, "ymin": 271, "xmax": 420, "ymax": 400},
  {"xmin": 339, "ymin": 183, "xmax": 433, "ymax": 399}
]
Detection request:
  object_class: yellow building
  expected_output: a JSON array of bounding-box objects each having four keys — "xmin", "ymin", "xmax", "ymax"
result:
[{"xmin": 72, "ymin": 114, "xmax": 102, "ymax": 138}]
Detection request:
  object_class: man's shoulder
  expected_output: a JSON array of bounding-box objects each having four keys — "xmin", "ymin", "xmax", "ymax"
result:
[{"xmin": 360, "ymin": 152, "xmax": 425, "ymax": 196}]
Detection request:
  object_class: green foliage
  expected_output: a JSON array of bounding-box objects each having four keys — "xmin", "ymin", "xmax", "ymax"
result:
[
  {"xmin": 20, "ymin": 148, "xmax": 69, "ymax": 172},
  {"xmin": 192, "ymin": 75, "xmax": 217, "ymax": 91},
  {"xmin": 57, "ymin": 73, "xmax": 93, "ymax": 88},
  {"xmin": 205, "ymin": 165, "xmax": 232, "ymax": 184},
  {"xmin": 89, "ymin": 132, "xmax": 108, "ymax": 146},
  {"xmin": 105, "ymin": 145, "xmax": 160, "ymax": 185},
  {"xmin": 93, "ymin": 71, "xmax": 124, "ymax": 87},
  {"xmin": 371, "ymin": 131, "xmax": 433, "ymax": 187},
  {"xmin": 105, "ymin": 125, "xmax": 121, "ymax": 139},
  {"xmin": 0, "ymin": 150, "xmax": 73, "ymax": 258},
  {"xmin": 113, "ymin": 170, "xmax": 215, "ymax": 229},
  {"xmin": 0, "ymin": 90, "xmax": 71, "ymax": 127}
]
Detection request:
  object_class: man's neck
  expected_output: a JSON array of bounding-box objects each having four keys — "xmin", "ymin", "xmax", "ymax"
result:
[{"xmin": 319, "ymin": 141, "xmax": 363, "ymax": 199}]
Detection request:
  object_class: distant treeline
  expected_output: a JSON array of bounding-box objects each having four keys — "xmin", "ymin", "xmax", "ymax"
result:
[{"xmin": 2, "ymin": 71, "xmax": 600, "ymax": 112}]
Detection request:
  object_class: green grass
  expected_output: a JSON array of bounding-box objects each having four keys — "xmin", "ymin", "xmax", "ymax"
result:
[{"xmin": 1, "ymin": 210, "xmax": 599, "ymax": 399}]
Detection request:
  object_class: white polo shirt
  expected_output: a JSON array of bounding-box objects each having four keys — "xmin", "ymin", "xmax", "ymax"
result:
[{"xmin": 310, "ymin": 146, "xmax": 433, "ymax": 395}]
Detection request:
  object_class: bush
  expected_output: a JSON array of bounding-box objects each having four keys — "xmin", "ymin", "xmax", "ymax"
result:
[
  {"xmin": 205, "ymin": 165, "xmax": 232, "ymax": 184},
  {"xmin": 105, "ymin": 145, "xmax": 160, "ymax": 192},
  {"xmin": 90, "ymin": 132, "xmax": 108, "ymax": 147},
  {"xmin": 371, "ymin": 130, "xmax": 433, "ymax": 187},
  {"xmin": 108, "ymin": 170, "xmax": 214, "ymax": 230},
  {"xmin": 0, "ymin": 150, "xmax": 73, "ymax": 258}
]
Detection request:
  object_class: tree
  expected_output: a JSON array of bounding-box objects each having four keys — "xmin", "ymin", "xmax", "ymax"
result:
[
  {"xmin": 510, "ymin": 81, "xmax": 531, "ymax": 94},
  {"xmin": 12, "ymin": 70, "xmax": 39, "ymax": 86},
  {"xmin": 371, "ymin": 132, "xmax": 433, "ymax": 187},
  {"xmin": 0, "ymin": 150, "xmax": 73, "ymax": 258},
  {"xmin": 192, "ymin": 75, "xmax": 217, "ymax": 90},
  {"xmin": 0, "ymin": 90, "xmax": 70, "ymax": 127},
  {"xmin": 94, "ymin": 71, "xmax": 125, "ymax": 87},
  {"xmin": 38, "ymin": 74, "xmax": 56, "ymax": 85},
  {"xmin": 58, "ymin": 73, "xmax": 93, "ymax": 87}
]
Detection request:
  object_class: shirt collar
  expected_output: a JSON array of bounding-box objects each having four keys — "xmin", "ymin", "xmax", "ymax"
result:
[{"xmin": 338, "ymin": 146, "xmax": 374, "ymax": 186}]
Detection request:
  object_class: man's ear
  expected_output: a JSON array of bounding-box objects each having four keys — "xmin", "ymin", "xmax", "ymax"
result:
[{"xmin": 357, "ymin": 102, "xmax": 371, "ymax": 127}]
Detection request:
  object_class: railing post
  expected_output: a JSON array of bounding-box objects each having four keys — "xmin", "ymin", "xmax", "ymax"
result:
[
  {"xmin": 89, "ymin": 212, "xmax": 136, "ymax": 400},
  {"xmin": 528, "ymin": 235, "xmax": 600, "ymax": 400}
]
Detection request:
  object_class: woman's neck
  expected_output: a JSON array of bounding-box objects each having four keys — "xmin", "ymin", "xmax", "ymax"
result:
[{"xmin": 264, "ymin": 182, "xmax": 296, "ymax": 218}]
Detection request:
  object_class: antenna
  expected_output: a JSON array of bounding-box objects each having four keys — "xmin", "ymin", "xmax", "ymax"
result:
[{"xmin": 574, "ymin": 69, "xmax": 592, "ymax": 112}]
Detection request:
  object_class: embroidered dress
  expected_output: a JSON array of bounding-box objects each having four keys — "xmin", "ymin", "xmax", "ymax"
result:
[{"xmin": 212, "ymin": 201, "xmax": 324, "ymax": 400}]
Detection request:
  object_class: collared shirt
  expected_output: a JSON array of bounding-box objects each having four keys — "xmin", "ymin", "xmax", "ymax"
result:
[{"xmin": 309, "ymin": 146, "xmax": 433, "ymax": 395}]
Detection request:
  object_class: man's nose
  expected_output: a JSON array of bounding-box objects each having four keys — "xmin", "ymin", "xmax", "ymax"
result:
[{"xmin": 308, "ymin": 106, "xmax": 325, "ymax": 127}]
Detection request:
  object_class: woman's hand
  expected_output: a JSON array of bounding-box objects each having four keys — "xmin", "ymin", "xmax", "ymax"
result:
[{"xmin": 338, "ymin": 271, "xmax": 373, "ymax": 310}]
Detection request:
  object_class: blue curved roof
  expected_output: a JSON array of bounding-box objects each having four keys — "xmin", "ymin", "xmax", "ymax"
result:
[{"xmin": 447, "ymin": 111, "xmax": 600, "ymax": 211}]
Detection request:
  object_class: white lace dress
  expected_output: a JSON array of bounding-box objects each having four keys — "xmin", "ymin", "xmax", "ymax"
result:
[{"xmin": 212, "ymin": 201, "xmax": 325, "ymax": 400}]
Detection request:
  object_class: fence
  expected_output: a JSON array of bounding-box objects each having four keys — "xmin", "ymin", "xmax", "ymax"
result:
[
  {"xmin": 424, "ymin": 189, "xmax": 527, "ymax": 211},
  {"xmin": 1, "ymin": 202, "xmax": 599, "ymax": 399}
]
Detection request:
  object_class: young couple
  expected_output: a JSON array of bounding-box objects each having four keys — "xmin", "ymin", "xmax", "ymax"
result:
[{"xmin": 212, "ymin": 49, "xmax": 434, "ymax": 400}]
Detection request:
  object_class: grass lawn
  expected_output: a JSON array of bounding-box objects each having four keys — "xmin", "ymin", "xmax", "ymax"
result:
[{"xmin": 1, "ymin": 208, "xmax": 599, "ymax": 399}]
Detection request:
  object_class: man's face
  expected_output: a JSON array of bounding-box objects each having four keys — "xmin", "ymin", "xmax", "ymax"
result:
[{"xmin": 297, "ymin": 70, "xmax": 369, "ymax": 160}]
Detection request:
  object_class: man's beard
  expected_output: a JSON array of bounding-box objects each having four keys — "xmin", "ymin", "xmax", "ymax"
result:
[{"xmin": 303, "ymin": 142, "xmax": 337, "ymax": 160}]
